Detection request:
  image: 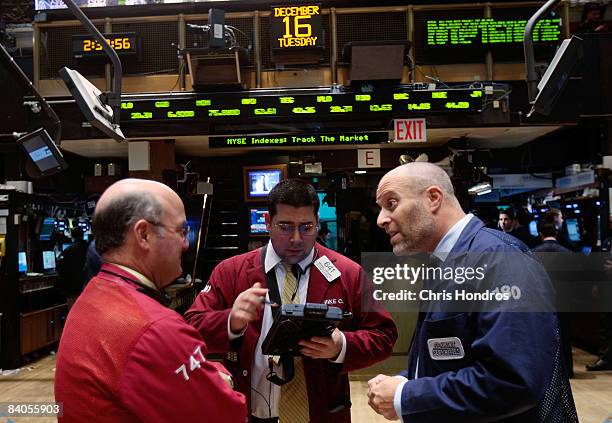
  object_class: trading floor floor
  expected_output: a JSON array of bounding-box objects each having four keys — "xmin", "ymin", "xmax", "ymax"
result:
[{"xmin": 1, "ymin": 348, "xmax": 611, "ymax": 423}]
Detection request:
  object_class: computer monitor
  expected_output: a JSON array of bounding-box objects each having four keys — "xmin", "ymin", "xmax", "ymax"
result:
[
  {"xmin": 243, "ymin": 165, "xmax": 287, "ymax": 202},
  {"xmin": 42, "ymin": 250, "xmax": 56, "ymax": 271},
  {"xmin": 59, "ymin": 67, "xmax": 126, "ymax": 142},
  {"xmin": 18, "ymin": 251, "xmax": 27, "ymax": 273},
  {"xmin": 529, "ymin": 220, "xmax": 539, "ymax": 237},
  {"xmin": 39, "ymin": 217, "xmax": 55, "ymax": 241},
  {"xmin": 16, "ymin": 128, "xmax": 68, "ymax": 176},
  {"xmin": 249, "ymin": 207, "xmax": 269, "ymax": 236},
  {"xmin": 531, "ymin": 35, "xmax": 584, "ymax": 116},
  {"xmin": 566, "ymin": 218, "xmax": 581, "ymax": 242}
]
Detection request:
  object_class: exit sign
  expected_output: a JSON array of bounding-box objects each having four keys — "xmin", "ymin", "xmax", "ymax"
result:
[{"xmin": 393, "ymin": 118, "xmax": 427, "ymax": 143}]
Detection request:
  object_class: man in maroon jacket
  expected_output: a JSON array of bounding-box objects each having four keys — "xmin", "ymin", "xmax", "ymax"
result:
[
  {"xmin": 55, "ymin": 178, "xmax": 247, "ymax": 423},
  {"xmin": 186, "ymin": 179, "xmax": 397, "ymax": 423}
]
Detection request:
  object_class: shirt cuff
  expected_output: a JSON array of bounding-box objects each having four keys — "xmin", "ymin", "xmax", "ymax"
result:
[
  {"xmin": 227, "ymin": 314, "xmax": 247, "ymax": 341},
  {"xmin": 329, "ymin": 331, "xmax": 347, "ymax": 363},
  {"xmin": 393, "ymin": 376, "xmax": 408, "ymax": 422}
]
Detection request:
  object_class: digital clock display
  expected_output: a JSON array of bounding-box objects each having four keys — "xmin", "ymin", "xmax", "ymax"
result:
[{"xmin": 72, "ymin": 32, "xmax": 139, "ymax": 59}]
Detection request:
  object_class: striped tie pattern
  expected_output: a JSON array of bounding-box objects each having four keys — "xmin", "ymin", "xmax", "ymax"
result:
[{"xmin": 278, "ymin": 263, "xmax": 310, "ymax": 423}]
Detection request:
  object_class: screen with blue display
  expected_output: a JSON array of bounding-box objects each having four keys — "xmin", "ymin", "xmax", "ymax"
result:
[
  {"xmin": 18, "ymin": 252, "xmax": 27, "ymax": 272},
  {"xmin": 42, "ymin": 250, "xmax": 56, "ymax": 271},
  {"xmin": 250, "ymin": 208, "xmax": 269, "ymax": 235},
  {"xmin": 529, "ymin": 220, "xmax": 539, "ymax": 237},
  {"xmin": 39, "ymin": 217, "xmax": 56, "ymax": 241},
  {"xmin": 566, "ymin": 218, "xmax": 581, "ymax": 242},
  {"xmin": 248, "ymin": 170, "xmax": 282, "ymax": 197}
]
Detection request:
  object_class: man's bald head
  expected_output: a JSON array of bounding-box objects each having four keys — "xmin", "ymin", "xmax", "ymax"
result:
[
  {"xmin": 93, "ymin": 179, "xmax": 177, "ymax": 255},
  {"xmin": 376, "ymin": 162, "xmax": 464, "ymax": 254},
  {"xmin": 380, "ymin": 162, "xmax": 459, "ymax": 207}
]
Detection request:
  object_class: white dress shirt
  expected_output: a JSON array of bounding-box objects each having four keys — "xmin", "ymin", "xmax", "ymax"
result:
[
  {"xmin": 228, "ymin": 241, "xmax": 347, "ymax": 418},
  {"xmin": 393, "ymin": 213, "xmax": 474, "ymax": 421}
]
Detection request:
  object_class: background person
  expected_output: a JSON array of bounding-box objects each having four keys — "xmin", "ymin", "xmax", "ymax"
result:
[
  {"xmin": 367, "ymin": 163, "xmax": 577, "ymax": 422},
  {"xmin": 576, "ymin": 2, "xmax": 608, "ymax": 33},
  {"xmin": 185, "ymin": 179, "xmax": 397, "ymax": 423},
  {"xmin": 532, "ymin": 220, "xmax": 574, "ymax": 377},
  {"xmin": 57, "ymin": 227, "xmax": 88, "ymax": 309},
  {"xmin": 55, "ymin": 178, "xmax": 247, "ymax": 423}
]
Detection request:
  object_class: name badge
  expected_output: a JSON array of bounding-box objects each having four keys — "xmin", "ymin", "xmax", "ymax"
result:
[
  {"xmin": 427, "ymin": 337, "xmax": 465, "ymax": 360},
  {"xmin": 314, "ymin": 255, "xmax": 341, "ymax": 282}
]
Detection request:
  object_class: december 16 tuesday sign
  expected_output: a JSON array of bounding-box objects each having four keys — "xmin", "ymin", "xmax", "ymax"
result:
[{"xmin": 270, "ymin": 4, "xmax": 322, "ymax": 49}]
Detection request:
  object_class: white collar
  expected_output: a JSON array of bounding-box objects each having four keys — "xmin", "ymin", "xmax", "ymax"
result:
[
  {"xmin": 432, "ymin": 213, "xmax": 474, "ymax": 262},
  {"xmin": 112, "ymin": 263, "xmax": 158, "ymax": 290},
  {"xmin": 264, "ymin": 240, "xmax": 316, "ymax": 273}
]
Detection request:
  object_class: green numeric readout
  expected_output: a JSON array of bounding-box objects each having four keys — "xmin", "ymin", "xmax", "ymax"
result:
[
  {"xmin": 196, "ymin": 99, "xmax": 212, "ymax": 107},
  {"xmin": 254, "ymin": 108, "xmax": 277, "ymax": 115},
  {"xmin": 168, "ymin": 110, "xmax": 195, "ymax": 118},
  {"xmin": 131, "ymin": 112, "xmax": 153, "ymax": 119},
  {"xmin": 209, "ymin": 109, "xmax": 241, "ymax": 116}
]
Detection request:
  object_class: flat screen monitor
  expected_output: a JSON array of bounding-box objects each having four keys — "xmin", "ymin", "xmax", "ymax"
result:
[
  {"xmin": 243, "ymin": 165, "xmax": 287, "ymax": 202},
  {"xmin": 42, "ymin": 250, "xmax": 56, "ymax": 271},
  {"xmin": 532, "ymin": 35, "xmax": 584, "ymax": 116},
  {"xmin": 249, "ymin": 208, "xmax": 269, "ymax": 235},
  {"xmin": 59, "ymin": 67, "xmax": 126, "ymax": 142},
  {"xmin": 16, "ymin": 128, "xmax": 68, "ymax": 176},
  {"xmin": 39, "ymin": 217, "xmax": 56, "ymax": 241},
  {"xmin": 566, "ymin": 218, "xmax": 581, "ymax": 242},
  {"xmin": 529, "ymin": 220, "xmax": 539, "ymax": 237},
  {"xmin": 18, "ymin": 251, "xmax": 27, "ymax": 273}
]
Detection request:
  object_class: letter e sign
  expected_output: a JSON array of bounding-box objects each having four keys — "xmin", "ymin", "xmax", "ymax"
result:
[{"xmin": 357, "ymin": 149, "xmax": 380, "ymax": 168}]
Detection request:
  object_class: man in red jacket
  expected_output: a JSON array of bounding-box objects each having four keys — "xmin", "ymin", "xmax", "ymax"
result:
[
  {"xmin": 186, "ymin": 179, "xmax": 397, "ymax": 423},
  {"xmin": 55, "ymin": 178, "xmax": 247, "ymax": 423}
]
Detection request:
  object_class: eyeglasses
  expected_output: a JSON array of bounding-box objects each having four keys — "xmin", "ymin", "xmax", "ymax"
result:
[
  {"xmin": 272, "ymin": 223, "xmax": 317, "ymax": 236},
  {"xmin": 147, "ymin": 221, "xmax": 190, "ymax": 239}
]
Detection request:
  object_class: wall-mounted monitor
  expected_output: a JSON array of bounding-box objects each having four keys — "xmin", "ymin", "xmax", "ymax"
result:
[
  {"xmin": 18, "ymin": 251, "xmax": 27, "ymax": 273},
  {"xmin": 42, "ymin": 250, "xmax": 56, "ymax": 271},
  {"xmin": 16, "ymin": 128, "xmax": 68, "ymax": 177},
  {"xmin": 243, "ymin": 164, "xmax": 287, "ymax": 202},
  {"xmin": 39, "ymin": 217, "xmax": 56, "ymax": 241},
  {"xmin": 249, "ymin": 207, "xmax": 269, "ymax": 236}
]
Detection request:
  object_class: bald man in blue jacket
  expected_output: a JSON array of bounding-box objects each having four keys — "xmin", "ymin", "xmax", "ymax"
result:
[{"xmin": 368, "ymin": 163, "xmax": 578, "ymax": 422}]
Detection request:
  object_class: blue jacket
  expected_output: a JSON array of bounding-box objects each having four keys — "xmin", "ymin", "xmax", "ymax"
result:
[{"xmin": 398, "ymin": 217, "xmax": 577, "ymax": 422}]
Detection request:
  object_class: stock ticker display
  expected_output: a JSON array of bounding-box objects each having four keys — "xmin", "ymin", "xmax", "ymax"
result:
[
  {"xmin": 414, "ymin": 8, "xmax": 562, "ymax": 64},
  {"xmin": 120, "ymin": 88, "xmax": 484, "ymax": 123},
  {"xmin": 426, "ymin": 18, "xmax": 561, "ymax": 47},
  {"xmin": 209, "ymin": 131, "xmax": 390, "ymax": 148}
]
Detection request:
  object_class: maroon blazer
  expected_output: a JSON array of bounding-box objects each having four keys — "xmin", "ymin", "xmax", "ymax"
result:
[{"xmin": 185, "ymin": 244, "xmax": 397, "ymax": 422}]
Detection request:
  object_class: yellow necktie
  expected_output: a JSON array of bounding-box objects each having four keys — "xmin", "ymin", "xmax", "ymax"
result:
[{"xmin": 279, "ymin": 263, "xmax": 310, "ymax": 423}]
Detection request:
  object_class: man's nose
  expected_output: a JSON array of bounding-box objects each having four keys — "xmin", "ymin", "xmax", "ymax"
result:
[
  {"xmin": 289, "ymin": 228, "xmax": 304, "ymax": 242},
  {"xmin": 377, "ymin": 210, "xmax": 389, "ymax": 228}
]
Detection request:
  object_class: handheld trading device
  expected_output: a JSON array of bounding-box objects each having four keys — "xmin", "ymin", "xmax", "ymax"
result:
[{"xmin": 261, "ymin": 302, "xmax": 343, "ymax": 356}]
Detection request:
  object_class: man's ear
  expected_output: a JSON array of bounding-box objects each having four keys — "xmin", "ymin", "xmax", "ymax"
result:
[
  {"xmin": 265, "ymin": 212, "xmax": 271, "ymax": 232},
  {"xmin": 133, "ymin": 219, "xmax": 151, "ymax": 248},
  {"xmin": 426, "ymin": 186, "xmax": 443, "ymax": 212}
]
